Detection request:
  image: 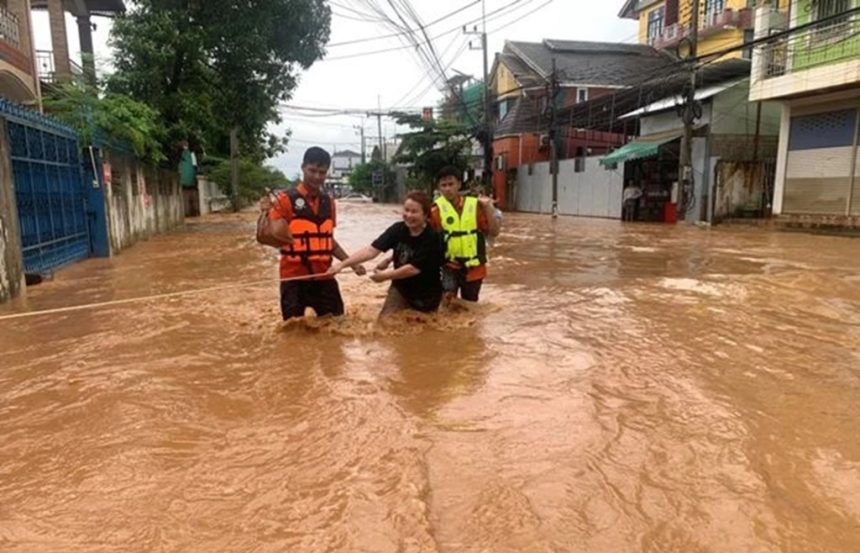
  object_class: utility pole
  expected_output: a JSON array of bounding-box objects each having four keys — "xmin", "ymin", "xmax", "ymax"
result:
[
  {"xmin": 549, "ymin": 57, "xmax": 560, "ymax": 219},
  {"xmin": 354, "ymin": 123, "xmax": 366, "ymax": 164},
  {"xmin": 679, "ymin": 0, "xmax": 700, "ymax": 219},
  {"xmin": 376, "ymin": 96, "xmax": 384, "ymax": 159},
  {"xmin": 229, "ymin": 127, "xmax": 239, "ymax": 212},
  {"xmin": 466, "ymin": 0, "xmax": 493, "ymax": 191},
  {"xmin": 366, "ymin": 97, "xmax": 387, "ymax": 201}
]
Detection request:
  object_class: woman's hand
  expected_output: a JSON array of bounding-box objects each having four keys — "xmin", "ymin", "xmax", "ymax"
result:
[
  {"xmin": 375, "ymin": 257, "xmax": 392, "ymax": 271},
  {"xmin": 370, "ymin": 269, "xmax": 389, "ymax": 283},
  {"xmin": 326, "ymin": 262, "xmax": 344, "ymax": 276}
]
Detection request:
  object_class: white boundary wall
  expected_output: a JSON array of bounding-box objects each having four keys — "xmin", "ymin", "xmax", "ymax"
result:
[{"xmin": 514, "ymin": 157, "xmax": 623, "ymax": 219}]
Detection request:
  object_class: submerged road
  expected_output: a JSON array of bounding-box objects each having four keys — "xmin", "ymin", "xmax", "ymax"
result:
[{"xmin": 1, "ymin": 204, "xmax": 859, "ymax": 552}]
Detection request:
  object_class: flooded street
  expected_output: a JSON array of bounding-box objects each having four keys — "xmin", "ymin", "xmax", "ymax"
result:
[{"xmin": 1, "ymin": 203, "xmax": 859, "ymax": 552}]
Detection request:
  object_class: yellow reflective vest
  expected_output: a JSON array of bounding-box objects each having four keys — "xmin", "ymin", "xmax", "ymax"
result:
[{"xmin": 435, "ymin": 195, "xmax": 487, "ymax": 268}]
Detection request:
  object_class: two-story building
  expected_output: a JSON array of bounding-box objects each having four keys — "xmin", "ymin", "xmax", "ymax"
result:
[
  {"xmin": 31, "ymin": 0, "xmax": 125, "ymax": 85},
  {"xmin": 329, "ymin": 149, "xmax": 363, "ymax": 192},
  {"xmin": 619, "ymin": 0, "xmax": 784, "ymax": 59},
  {"xmin": 0, "ymin": 1, "xmax": 39, "ymax": 106},
  {"xmin": 489, "ymin": 39, "xmax": 675, "ymax": 207},
  {"xmin": 749, "ymin": 0, "xmax": 860, "ymax": 226}
]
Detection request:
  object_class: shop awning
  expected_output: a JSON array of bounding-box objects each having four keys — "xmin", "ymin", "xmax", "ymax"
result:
[{"xmin": 599, "ymin": 130, "xmax": 684, "ymax": 166}]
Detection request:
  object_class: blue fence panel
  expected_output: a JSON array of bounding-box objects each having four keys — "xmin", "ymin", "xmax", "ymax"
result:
[{"xmin": 2, "ymin": 100, "xmax": 90, "ymax": 274}]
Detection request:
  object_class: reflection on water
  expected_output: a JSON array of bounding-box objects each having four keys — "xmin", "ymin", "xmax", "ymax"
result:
[{"xmin": 1, "ymin": 206, "xmax": 859, "ymax": 552}]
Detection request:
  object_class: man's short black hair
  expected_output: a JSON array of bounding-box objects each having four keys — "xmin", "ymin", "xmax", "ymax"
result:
[
  {"xmin": 303, "ymin": 147, "xmax": 331, "ymax": 167},
  {"xmin": 436, "ymin": 165, "xmax": 462, "ymax": 184}
]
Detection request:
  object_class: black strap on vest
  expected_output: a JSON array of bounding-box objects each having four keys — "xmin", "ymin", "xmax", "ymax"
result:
[{"xmin": 287, "ymin": 188, "xmax": 332, "ymax": 224}]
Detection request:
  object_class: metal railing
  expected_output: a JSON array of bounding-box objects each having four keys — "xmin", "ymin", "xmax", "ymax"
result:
[
  {"xmin": 35, "ymin": 50, "xmax": 85, "ymax": 83},
  {"xmin": 757, "ymin": 14, "xmax": 860, "ymax": 79},
  {"xmin": 0, "ymin": 5, "xmax": 21, "ymax": 48}
]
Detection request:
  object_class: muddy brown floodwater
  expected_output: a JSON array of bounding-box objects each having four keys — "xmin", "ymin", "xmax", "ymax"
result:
[{"xmin": 1, "ymin": 203, "xmax": 859, "ymax": 553}]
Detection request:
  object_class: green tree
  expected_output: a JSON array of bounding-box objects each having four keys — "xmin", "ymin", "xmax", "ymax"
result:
[
  {"xmin": 348, "ymin": 160, "xmax": 394, "ymax": 195},
  {"xmin": 107, "ymin": 0, "xmax": 330, "ymax": 162},
  {"xmin": 392, "ymin": 112, "xmax": 472, "ymax": 190},
  {"xmin": 42, "ymin": 82, "xmax": 165, "ymax": 164},
  {"xmin": 207, "ymin": 158, "xmax": 291, "ymax": 204}
]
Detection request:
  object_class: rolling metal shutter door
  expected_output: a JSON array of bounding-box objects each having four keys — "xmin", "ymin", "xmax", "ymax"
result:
[
  {"xmin": 854, "ymin": 149, "xmax": 860, "ymax": 216},
  {"xmin": 783, "ymin": 109, "xmax": 857, "ymax": 215}
]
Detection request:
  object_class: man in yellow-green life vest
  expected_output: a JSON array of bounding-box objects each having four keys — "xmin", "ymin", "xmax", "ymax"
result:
[{"xmin": 429, "ymin": 166, "xmax": 501, "ymax": 302}]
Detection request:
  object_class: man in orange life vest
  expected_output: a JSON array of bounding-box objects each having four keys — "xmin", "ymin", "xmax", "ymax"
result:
[{"xmin": 265, "ymin": 147, "xmax": 365, "ymax": 320}]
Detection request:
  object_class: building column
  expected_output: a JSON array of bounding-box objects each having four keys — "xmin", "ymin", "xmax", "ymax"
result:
[
  {"xmin": 5, "ymin": 0, "xmax": 40, "ymax": 106},
  {"xmin": 772, "ymin": 103, "xmax": 791, "ymax": 216},
  {"xmin": 47, "ymin": 0, "xmax": 71, "ymax": 82},
  {"xmin": 76, "ymin": 14, "xmax": 96, "ymax": 85}
]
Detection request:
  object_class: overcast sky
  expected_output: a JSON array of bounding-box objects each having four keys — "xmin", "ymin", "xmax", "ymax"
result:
[{"xmin": 32, "ymin": 1, "xmax": 637, "ymax": 177}]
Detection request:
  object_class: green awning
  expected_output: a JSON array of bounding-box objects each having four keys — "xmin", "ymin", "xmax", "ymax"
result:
[{"xmin": 599, "ymin": 130, "xmax": 684, "ymax": 166}]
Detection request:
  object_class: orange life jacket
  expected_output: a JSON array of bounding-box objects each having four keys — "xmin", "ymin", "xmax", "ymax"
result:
[{"xmin": 280, "ymin": 188, "xmax": 334, "ymax": 271}]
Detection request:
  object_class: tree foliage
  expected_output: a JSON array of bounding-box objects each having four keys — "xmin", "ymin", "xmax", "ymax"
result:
[
  {"xmin": 107, "ymin": 0, "xmax": 331, "ymax": 162},
  {"xmin": 392, "ymin": 112, "xmax": 473, "ymax": 190},
  {"xmin": 207, "ymin": 158, "xmax": 291, "ymax": 203},
  {"xmin": 348, "ymin": 160, "xmax": 395, "ymax": 195},
  {"xmin": 43, "ymin": 82, "xmax": 165, "ymax": 164}
]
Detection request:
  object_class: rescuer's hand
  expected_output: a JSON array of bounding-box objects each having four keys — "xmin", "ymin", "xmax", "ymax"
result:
[{"xmin": 259, "ymin": 196, "xmax": 273, "ymax": 212}]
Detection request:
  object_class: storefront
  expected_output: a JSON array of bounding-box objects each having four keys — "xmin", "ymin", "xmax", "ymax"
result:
[{"xmin": 600, "ymin": 130, "xmax": 682, "ymax": 223}]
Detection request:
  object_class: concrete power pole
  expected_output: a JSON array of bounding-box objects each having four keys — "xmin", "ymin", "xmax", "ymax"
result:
[
  {"xmin": 230, "ymin": 127, "xmax": 240, "ymax": 212},
  {"xmin": 367, "ymin": 97, "xmax": 386, "ymax": 201},
  {"xmin": 549, "ymin": 58, "xmax": 560, "ymax": 219},
  {"xmin": 679, "ymin": 0, "xmax": 701, "ymax": 219},
  {"xmin": 354, "ymin": 124, "xmax": 366, "ymax": 164},
  {"xmin": 481, "ymin": 2, "xmax": 492, "ymax": 191},
  {"xmin": 467, "ymin": 0, "xmax": 493, "ymax": 190}
]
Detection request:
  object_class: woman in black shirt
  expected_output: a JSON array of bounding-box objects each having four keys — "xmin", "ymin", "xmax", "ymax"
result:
[{"xmin": 327, "ymin": 191, "xmax": 444, "ymax": 315}]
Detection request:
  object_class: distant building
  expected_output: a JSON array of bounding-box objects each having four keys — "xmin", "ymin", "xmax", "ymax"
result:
[
  {"xmin": 617, "ymin": 0, "xmax": 785, "ymax": 60},
  {"xmin": 330, "ymin": 149, "xmax": 363, "ymax": 183},
  {"xmin": 489, "ymin": 39, "xmax": 674, "ymax": 208}
]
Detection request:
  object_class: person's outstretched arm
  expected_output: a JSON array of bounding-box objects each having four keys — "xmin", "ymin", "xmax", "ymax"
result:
[
  {"xmin": 370, "ymin": 264, "xmax": 420, "ymax": 282},
  {"xmin": 328, "ymin": 245, "xmax": 381, "ymax": 275},
  {"xmin": 332, "ymin": 240, "xmax": 367, "ymax": 275}
]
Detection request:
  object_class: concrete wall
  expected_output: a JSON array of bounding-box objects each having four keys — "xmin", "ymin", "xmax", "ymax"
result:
[
  {"xmin": 104, "ymin": 151, "xmax": 183, "ymax": 255},
  {"xmin": 197, "ymin": 177, "xmax": 228, "ymax": 216},
  {"xmin": 514, "ymin": 157, "xmax": 623, "ymax": 219},
  {"xmin": 0, "ymin": 119, "xmax": 24, "ymax": 302}
]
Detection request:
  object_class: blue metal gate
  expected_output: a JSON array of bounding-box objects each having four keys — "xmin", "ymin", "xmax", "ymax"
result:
[{"xmin": 2, "ymin": 101, "xmax": 89, "ymax": 273}]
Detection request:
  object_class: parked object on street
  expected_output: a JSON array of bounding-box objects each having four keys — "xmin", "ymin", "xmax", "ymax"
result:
[{"xmin": 339, "ymin": 192, "xmax": 373, "ymax": 203}]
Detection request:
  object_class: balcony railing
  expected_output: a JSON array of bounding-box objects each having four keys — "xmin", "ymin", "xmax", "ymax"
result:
[
  {"xmin": 35, "ymin": 50, "xmax": 84, "ymax": 83},
  {"xmin": 756, "ymin": 13, "xmax": 860, "ymax": 80},
  {"xmin": 0, "ymin": 5, "xmax": 21, "ymax": 48},
  {"xmin": 652, "ymin": 22, "xmax": 688, "ymax": 49},
  {"xmin": 650, "ymin": 8, "xmax": 755, "ymax": 50}
]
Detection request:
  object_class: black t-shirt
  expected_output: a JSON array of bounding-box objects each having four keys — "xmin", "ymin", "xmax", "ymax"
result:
[{"xmin": 371, "ymin": 222, "xmax": 443, "ymax": 305}]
